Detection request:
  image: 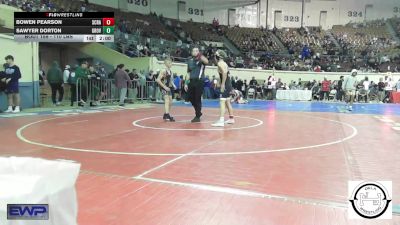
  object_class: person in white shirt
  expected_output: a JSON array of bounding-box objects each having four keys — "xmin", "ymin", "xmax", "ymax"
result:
[
  {"xmin": 269, "ymin": 75, "xmax": 277, "ymax": 100},
  {"xmin": 63, "ymin": 65, "xmax": 71, "ymax": 84},
  {"xmin": 63, "ymin": 65, "xmax": 71, "ymax": 105},
  {"xmin": 384, "ymin": 77, "xmax": 394, "ymax": 102},
  {"xmin": 361, "ymin": 76, "xmax": 370, "ymax": 103}
]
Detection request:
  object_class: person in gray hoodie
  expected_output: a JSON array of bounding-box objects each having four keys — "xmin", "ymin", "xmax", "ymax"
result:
[
  {"xmin": 342, "ymin": 69, "xmax": 358, "ymax": 111},
  {"xmin": 114, "ymin": 64, "xmax": 132, "ymax": 106}
]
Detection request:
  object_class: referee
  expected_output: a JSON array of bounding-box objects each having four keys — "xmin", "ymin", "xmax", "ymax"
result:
[{"xmin": 185, "ymin": 47, "xmax": 209, "ymax": 123}]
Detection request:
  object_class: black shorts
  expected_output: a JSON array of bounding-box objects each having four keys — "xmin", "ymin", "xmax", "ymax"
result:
[
  {"xmin": 161, "ymin": 88, "xmax": 173, "ymax": 96},
  {"xmin": 220, "ymin": 84, "xmax": 233, "ymax": 98}
]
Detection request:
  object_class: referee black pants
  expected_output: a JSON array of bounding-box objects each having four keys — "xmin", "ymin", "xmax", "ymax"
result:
[{"xmin": 188, "ymin": 78, "xmax": 203, "ymax": 118}]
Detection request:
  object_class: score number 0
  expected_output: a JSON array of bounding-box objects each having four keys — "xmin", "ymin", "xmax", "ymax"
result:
[{"xmin": 102, "ymin": 18, "xmax": 115, "ymax": 26}]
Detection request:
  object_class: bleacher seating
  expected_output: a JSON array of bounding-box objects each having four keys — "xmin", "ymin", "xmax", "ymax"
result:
[
  {"xmin": 276, "ymin": 27, "xmax": 336, "ymax": 55},
  {"xmin": 331, "ymin": 21, "xmax": 396, "ymax": 53},
  {"xmin": 390, "ymin": 17, "xmax": 400, "ymax": 36},
  {"xmin": 165, "ymin": 18, "xmax": 223, "ymax": 42},
  {"xmin": 225, "ymin": 27, "xmax": 281, "ymax": 53}
]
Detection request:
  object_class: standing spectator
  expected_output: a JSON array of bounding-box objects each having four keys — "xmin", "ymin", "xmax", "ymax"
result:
[
  {"xmin": 39, "ymin": 68, "xmax": 46, "ymax": 86},
  {"xmin": 75, "ymin": 61, "xmax": 89, "ymax": 106},
  {"xmin": 0, "ymin": 65, "xmax": 8, "ymax": 86},
  {"xmin": 269, "ymin": 75, "xmax": 277, "ymax": 100},
  {"xmin": 137, "ymin": 70, "xmax": 146, "ymax": 99},
  {"xmin": 336, "ymin": 76, "xmax": 344, "ymax": 101},
  {"xmin": 146, "ymin": 70, "xmax": 156, "ymax": 100},
  {"xmin": 128, "ymin": 69, "xmax": 139, "ymax": 103},
  {"xmin": 243, "ymin": 79, "xmax": 248, "ymax": 98},
  {"xmin": 98, "ymin": 66, "xmax": 107, "ymax": 79},
  {"xmin": 231, "ymin": 76, "xmax": 237, "ymax": 90},
  {"xmin": 114, "ymin": 64, "xmax": 132, "ymax": 106},
  {"xmin": 263, "ymin": 79, "xmax": 269, "ymax": 99},
  {"xmin": 68, "ymin": 67, "xmax": 77, "ymax": 106},
  {"xmin": 173, "ymin": 73, "xmax": 181, "ymax": 100},
  {"xmin": 4, "ymin": 55, "xmax": 21, "ymax": 113},
  {"xmin": 361, "ymin": 76, "xmax": 370, "ymax": 103},
  {"xmin": 1, "ymin": 64, "xmax": 10, "ymax": 113},
  {"xmin": 88, "ymin": 65, "xmax": 101, "ymax": 106},
  {"xmin": 236, "ymin": 78, "xmax": 243, "ymax": 92},
  {"xmin": 378, "ymin": 78, "xmax": 385, "ymax": 103},
  {"xmin": 47, "ymin": 61, "xmax": 64, "ymax": 106},
  {"xmin": 384, "ymin": 78, "xmax": 393, "ymax": 103},
  {"xmin": 63, "ymin": 65, "xmax": 71, "ymax": 84},
  {"xmin": 320, "ymin": 77, "xmax": 331, "ymax": 101},
  {"xmin": 210, "ymin": 75, "xmax": 218, "ymax": 99},
  {"xmin": 396, "ymin": 79, "xmax": 400, "ymax": 92},
  {"xmin": 203, "ymin": 75, "xmax": 211, "ymax": 99}
]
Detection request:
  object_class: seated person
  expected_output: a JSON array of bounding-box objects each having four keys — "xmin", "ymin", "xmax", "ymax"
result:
[
  {"xmin": 369, "ymin": 84, "xmax": 379, "ymax": 102},
  {"xmin": 311, "ymin": 83, "xmax": 321, "ymax": 100}
]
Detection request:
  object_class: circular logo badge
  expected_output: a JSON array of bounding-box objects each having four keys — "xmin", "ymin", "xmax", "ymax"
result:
[{"xmin": 349, "ymin": 182, "xmax": 392, "ymax": 219}]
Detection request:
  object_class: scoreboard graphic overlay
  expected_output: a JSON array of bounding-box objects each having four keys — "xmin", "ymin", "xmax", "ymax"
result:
[{"xmin": 14, "ymin": 12, "xmax": 114, "ymax": 42}]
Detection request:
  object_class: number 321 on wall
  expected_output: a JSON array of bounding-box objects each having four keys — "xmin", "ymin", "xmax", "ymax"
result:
[
  {"xmin": 127, "ymin": 0, "xmax": 148, "ymax": 7},
  {"xmin": 188, "ymin": 8, "xmax": 204, "ymax": 16}
]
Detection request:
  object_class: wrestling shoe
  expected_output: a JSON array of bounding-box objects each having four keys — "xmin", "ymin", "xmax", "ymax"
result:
[
  {"xmin": 168, "ymin": 115, "xmax": 175, "ymax": 122},
  {"xmin": 225, "ymin": 119, "xmax": 235, "ymax": 124},
  {"xmin": 163, "ymin": 114, "xmax": 175, "ymax": 122},
  {"xmin": 212, "ymin": 120, "xmax": 225, "ymax": 127}
]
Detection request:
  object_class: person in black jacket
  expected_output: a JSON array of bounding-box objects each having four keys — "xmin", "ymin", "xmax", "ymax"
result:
[
  {"xmin": 88, "ymin": 65, "xmax": 101, "ymax": 106},
  {"xmin": 0, "ymin": 70, "xmax": 9, "ymax": 93},
  {"xmin": 336, "ymin": 76, "xmax": 344, "ymax": 101}
]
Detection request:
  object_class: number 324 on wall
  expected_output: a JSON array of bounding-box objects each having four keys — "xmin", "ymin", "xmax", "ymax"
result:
[{"xmin": 348, "ymin": 11, "xmax": 363, "ymax": 17}]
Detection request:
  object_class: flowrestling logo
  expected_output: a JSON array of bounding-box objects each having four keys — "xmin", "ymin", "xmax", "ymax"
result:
[
  {"xmin": 7, "ymin": 204, "xmax": 49, "ymax": 220},
  {"xmin": 348, "ymin": 181, "xmax": 392, "ymax": 219}
]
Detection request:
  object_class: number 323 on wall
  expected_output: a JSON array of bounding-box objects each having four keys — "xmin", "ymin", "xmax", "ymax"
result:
[{"xmin": 284, "ymin": 16, "xmax": 299, "ymax": 22}]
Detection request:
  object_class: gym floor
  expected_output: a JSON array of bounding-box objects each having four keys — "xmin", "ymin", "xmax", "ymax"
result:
[{"xmin": 1, "ymin": 100, "xmax": 399, "ymax": 225}]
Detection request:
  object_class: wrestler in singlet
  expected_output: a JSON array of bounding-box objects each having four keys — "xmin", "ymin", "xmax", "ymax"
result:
[
  {"xmin": 160, "ymin": 69, "xmax": 174, "ymax": 96},
  {"xmin": 219, "ymin": 68, "xmax": 233, "ymax": 98}
]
